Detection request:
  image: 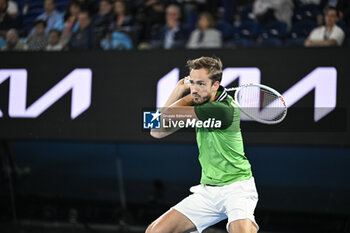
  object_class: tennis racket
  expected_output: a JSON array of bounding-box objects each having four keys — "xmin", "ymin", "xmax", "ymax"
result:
[
  {"xmin": 226, "ymin": 83, "xmax": 287, "ymax": 124},
  {"xmin": 184, "ymin": 78, "xmax": 287, "ymax": 124}
]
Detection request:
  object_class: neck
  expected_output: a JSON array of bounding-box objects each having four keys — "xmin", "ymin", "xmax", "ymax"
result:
[
  {"xmin": 167, "ymin": 21, "xmax": 178, "ymax": 29},
  {"xmin": 209, "ymin": 90, "xmax": 218, "ymax": 102},
  {"xmin": 326, "ymin": 24, "xmax": 334, "ymax": 31}
]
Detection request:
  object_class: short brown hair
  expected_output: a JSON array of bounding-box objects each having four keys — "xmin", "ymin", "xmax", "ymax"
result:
[{"xmin": 187, "ymin": 56, "xmax": 223, "ymax": 83}]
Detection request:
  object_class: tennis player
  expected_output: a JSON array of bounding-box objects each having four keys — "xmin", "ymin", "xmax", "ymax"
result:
[{"xmin": 149, "ymin": 57, "xmax": 259, "ymax": 233}]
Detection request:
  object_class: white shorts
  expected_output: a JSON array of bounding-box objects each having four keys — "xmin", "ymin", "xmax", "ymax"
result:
[{"xmin": 172, "ymin": 177, "xmax": 259, "ymax": 233}]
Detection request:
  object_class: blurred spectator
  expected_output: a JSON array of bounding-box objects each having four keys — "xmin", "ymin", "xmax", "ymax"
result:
[
  {"xmin": 151, "ymin": 4, "xmax": 188, "ymax": 49},
  {"xmin": 100, "ymin": 31, "xmax": 133, "ymax": 50},
  {"xmin": 91, "ymin": 0, "xmax": 113, "ymax": 48},
  {"xmin": 2, "ymin": 28, "xmax": 27, "ymax": 50},
  {"xmin": 304, "ymin": 6, "xmax": 344, "ymax": 46},
  {"xmin": 36, "ymin": 0, "xmax": 61, "ymax": 34},
  {"xmin": 26, "ymin": 20, "xmax": 48, "ymax": 50},
  {"xmin": 186, "ymin": 12, "xmax": 222, "ymax": 49},
  {"xmin": 7, "ymin": 0, "xmax": 18, "ymax": 18},
  {"xmin": 0, "ymin": 0, "xmax": 19, "ymax": 31},
  {"xmin": 109, "ymin": 0, "xmax": 133, "ymax": 32},
  {"xmin": 136, "ymin": 0, "xmax": 165, "ymax": 42},
  {"xmin": 54, "ymin": 0, "xmax": 81, "ymax": 46},
  {"xmin": 68, "ymin": 11, "xmax": 92, "ymax": 50},
  {"xmin": 46, "ymin": 29, "xmax": 63, "ymax": 50},
  {"xmin": 252, "ymin": 0, "xmax": 294, "ymax": 30},
  {"xmin": 317, "ymin": 0, "xmax": 349, "ymax": 25}
]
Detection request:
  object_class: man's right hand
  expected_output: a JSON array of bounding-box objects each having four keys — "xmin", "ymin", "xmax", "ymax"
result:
[{"xmin": 177, "ymin": 76, "xmax": 191, "ymax": 94}]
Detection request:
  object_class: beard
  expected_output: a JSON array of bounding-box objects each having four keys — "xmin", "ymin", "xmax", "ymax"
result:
[{"xmin": 192, "ymin": 93, "xmax": 211, "ymax": 105}]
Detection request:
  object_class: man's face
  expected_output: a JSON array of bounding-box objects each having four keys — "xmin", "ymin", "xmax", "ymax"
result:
[
  {"xmin": 34, "ymin": 23, "xmax": 45, "ymax": 35},
  {"xmin": 78, "ymin": 13, "xmax": 90, "ymax": 29},
  {"xmin": 166, "ymin": 7, "xmax": 180, "ymax": 23},
  {"xmin": 48, "ymin": 31, "xmax": 59, "ymax": 45},
  {"xmin": 189, "ymin": 68, "xmax": 219, "ymax": 105},
  {"xmin": 44, "ymin": 0, "xmax": 55, "ymax": 12},
  {"xmin": 99, "ymin": 0, "xmax": 112, "ymax": 15},
  {"xmin": 198, "ymin": 15, "xmax": 209, "ymax": 30},
  {"xmin": 69, "ymin": 4, "xmax": 80, "ymax": 16},
  {"xmin": 114, "ymin": 1, "xmax": 125, "ymax": 14},
  {"xmin": 6, "ymin": 30, "xmax": 18, "ymax": 45},
  {"xmin": 325, "ymin": 9, "xmax": 338, "ymax": 27}
]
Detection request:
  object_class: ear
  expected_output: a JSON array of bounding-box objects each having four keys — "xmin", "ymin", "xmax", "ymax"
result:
[{"xmin": 213, "ymin": 81, "xmax": 220, "ymax": 91}]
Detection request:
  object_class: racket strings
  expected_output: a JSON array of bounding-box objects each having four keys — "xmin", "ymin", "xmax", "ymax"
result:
[{"xmin": 237, "ymin": 86, "xmax": 286, "ymax": 122}]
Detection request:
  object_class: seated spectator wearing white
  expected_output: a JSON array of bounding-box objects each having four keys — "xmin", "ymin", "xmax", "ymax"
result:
[
  {"xmin": 2, "ymin": 29, "xmax": 27, "ymax": 50},
  {"xmin": 36, "ymin": 0, "xmax": 61, "ymax": 34},
  {"xmin": 26, "ymin": 20, "xmax": 49, "ymax": 50},
  {"xmin": 186, "ymin": 12, "xmax": 222, "ymax": 49},
  {"xmin": 46, "ymin": 29, "xmax": 63, "ymax": 51},
  {"xmin": 54, "ymin": 0, "xmax": 81, "ymax": 46},
  {"xmin": 304, "ymin": 7, "xmax": 345, "ymax": 47},
  {"xmin": 152, "ymin": 4, "xmax": 188, "ymax": 49},
  {"xmin": 68, "ymin": 11, "xmax": 92, "ymax": 50}
]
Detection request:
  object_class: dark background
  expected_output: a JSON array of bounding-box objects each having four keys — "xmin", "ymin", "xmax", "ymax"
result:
[
  {"xmin": 0, "ymin": 48, "xmax": 349, "ymax": 145},
  {"xmin": 0, "ymin": 49, "xmax": 350, "ymax": 233}
]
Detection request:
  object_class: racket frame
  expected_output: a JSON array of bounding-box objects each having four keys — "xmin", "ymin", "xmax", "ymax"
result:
[{"xmin": 226, "ymin": 83, "xmax": 287, "ymax": 124}]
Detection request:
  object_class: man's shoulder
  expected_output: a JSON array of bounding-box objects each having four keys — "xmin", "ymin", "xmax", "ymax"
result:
[
  {"xmin": 333, "ymin": 25, "xmax": 345, "ymax": 34},
  {"xmin": 311, "ymin": 25, "xmax": 325, "ymax": 33},
  {"xmin": 194, "ymin": 96, "xmax": 234, "ymax": 118},
  {"xmin": 218, "ymin": 95, "xmax": 234, "ymax": 106}
]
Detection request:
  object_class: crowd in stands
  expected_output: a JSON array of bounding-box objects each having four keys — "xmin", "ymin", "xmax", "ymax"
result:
[{"xmin": 0, "ymin": 0, "xmax": 349, "ymax": 51}]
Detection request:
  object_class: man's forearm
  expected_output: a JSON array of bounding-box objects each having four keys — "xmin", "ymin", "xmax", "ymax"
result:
[
  {"xmin": 150, "ymin": 95, "xmax": 194, "ymax": 139},
  {"xmin": 163, "ymin": 84, "xmax": 187, "ymax": 107},
  {"xmin": 305, "ymin": 39, "xmax": 337, "ymax": 47}
]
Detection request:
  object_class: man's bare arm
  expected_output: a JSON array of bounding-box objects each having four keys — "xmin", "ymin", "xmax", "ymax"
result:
[
  {"xmin": 304, "ymin": 38, "xmax": 338, "ymax": 47},
  {"xmin": 150, "ymin": 82, "xmax": 198, "ymax": 139}
]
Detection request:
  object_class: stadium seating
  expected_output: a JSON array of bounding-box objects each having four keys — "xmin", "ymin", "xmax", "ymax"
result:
[
  {"xmin": 227, "ymin": 21, "xmax": 260, "ymax": 48},
  {"xmin": 293, "ymin": 3, "xmax": 320, "ymax": 22},
  {"xmin": 257, "ymin": 20, "xmax": 287, "ymax": 47},
  {"xmin": 286, "ymin": 19, "xmax": 317, "ymax": 46},
  {"xmin": 215, "ymin": 20, "xmax": 235, "ymax": 41}
]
